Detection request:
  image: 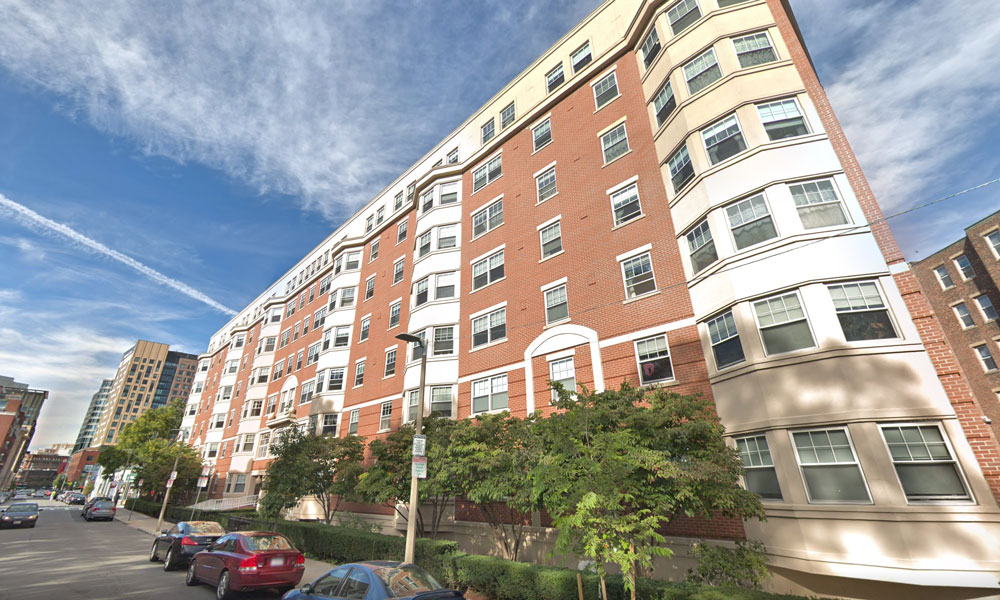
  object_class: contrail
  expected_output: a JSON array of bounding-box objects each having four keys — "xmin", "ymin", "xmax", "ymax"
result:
[{"xmin": 0, "ymin": 193, "xmax": 237, "ymax": 316}]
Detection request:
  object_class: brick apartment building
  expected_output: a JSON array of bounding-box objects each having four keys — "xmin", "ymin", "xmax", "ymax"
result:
[
  {"xmin": 0, "ymin": 376, "xmax": 48, "ymax": 491},
  {"xmin": 179, "ymin": 1, "xmax": 1000, "ymax": 598},
  {"xmin": 912, "ymin": 210, "xmax": 1000, "ymax": 440},
  {"xmin": 14, "ymin": 443, "xmax": 72, "ymax": 489}
]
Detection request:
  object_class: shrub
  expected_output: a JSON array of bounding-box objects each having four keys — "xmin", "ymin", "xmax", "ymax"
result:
[{"xmin": 687, "ymin": 541, "xmax": 769, "ymax": 589}]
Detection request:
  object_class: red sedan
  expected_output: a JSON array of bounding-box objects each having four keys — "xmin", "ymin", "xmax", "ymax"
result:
[{"xmin": 185, "ymin": 531, "xmax": 305, "ymax": 599}]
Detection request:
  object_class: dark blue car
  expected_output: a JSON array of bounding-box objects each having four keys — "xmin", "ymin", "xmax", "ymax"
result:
[{"xmin": 282, "ymin": 561, "xmax": 464, "ymax": 600}]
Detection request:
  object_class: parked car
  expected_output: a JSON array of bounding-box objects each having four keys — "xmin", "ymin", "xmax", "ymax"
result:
[
  {"xmin": 65, "ymin": 493, "xmax": 86, "ymax": 505},
  {"xmin": 150, "ymin": 520, "xmax": 226, "ymax": 571},
  {"xmin": 0, "ymin": 503, "xmax": 39, "ymax": 529},
  {"xmin": 81, "ymin": 496, "xmax": 112, "ymax": 516},
  {"xmin": 283, "ymin": 562, "xmax": 464, "ymax": 600},
  {"xmin": 0, "ymin": 493, "xmax": 10, "ymax": 504},
  {"xmin": 83, "ymin": 499, "xmax": 116, "ymax": 521},
  {"xmin": 184, "ymin": 531, "xmax": 305, "ymax": 599},
  {"xmin": 12, "ymin": 490, "xmax": 30, "ymax": 500}
]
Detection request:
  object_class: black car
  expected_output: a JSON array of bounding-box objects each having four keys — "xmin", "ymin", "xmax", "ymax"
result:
[
  {"xmin": 150, "ymin": 520, "xmax": 227, "ymax": 571},
  {"xmin": 283, "ymin": 561, "xmax": 464, "ymax": 600},
  {"xmin": 66, "ymin": 493, "xmax": 86, "ymax": 505},
  {"xmin": 1, "ymin": 502, "xmax": 39, "ymax": 529}
]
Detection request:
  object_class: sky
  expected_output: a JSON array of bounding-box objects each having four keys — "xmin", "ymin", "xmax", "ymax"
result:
[{"xmin": 0, "ymin": 0, "xmax": 997, "ymax": 450}]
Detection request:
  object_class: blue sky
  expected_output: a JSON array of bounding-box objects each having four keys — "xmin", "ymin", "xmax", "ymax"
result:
[{"xmin": 1, "ymin": 0, "xmax": 997, "ymax": 449}]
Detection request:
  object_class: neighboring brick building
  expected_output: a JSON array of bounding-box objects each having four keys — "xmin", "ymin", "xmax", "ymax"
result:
[
  {"xmin": 0, "ymin": 376, "xmax": 48, "ymax": 491},
  {"xmin": 178, "ymin": 1, "xmax": 1000, "ymax": 598},
  {"xmin": 65, "ymin": 447, "xmax": 102, "ymax": 487},
  {"xmin": 912, "ymin": 210, "xmax": 1000, "ymax": 440},
  {"xmin": 13, "ymin": 444, "xmax": 72, "ymax": 489}
]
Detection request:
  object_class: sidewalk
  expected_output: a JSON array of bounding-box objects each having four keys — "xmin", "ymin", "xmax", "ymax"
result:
[{"xmin": 115, "ymin": 507, "xmax": 337, "ymax": 585}]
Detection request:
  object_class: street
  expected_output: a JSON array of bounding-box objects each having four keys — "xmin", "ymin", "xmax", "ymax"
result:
[{"xmin": 0, "ymin": 499, "xmax": 325, "ymax": 600}]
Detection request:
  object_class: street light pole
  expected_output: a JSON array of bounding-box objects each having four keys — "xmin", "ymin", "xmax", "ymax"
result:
[
  {"xmin": 397, "ymin": 333, "xmax": 428, "ymax": 565},
  {"xmin": 155, "ymin": 429, "xmax": 186, "ymax": 533}
]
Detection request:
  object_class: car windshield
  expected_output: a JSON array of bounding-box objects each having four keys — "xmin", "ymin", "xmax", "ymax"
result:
[
  {"xmin": 188, "ymin": 521, "xmax": 225, "ymax": 534},
  {"xmin": 372, "ymin": 565, "xmax": 443, "ymax": 596},
  {"xmin": 243, "ymin": 534, "xmax": 292, "ymax": 551},
  {"xmin": 7, "ymin": 503, "xmax": 37, "ymax": 512}
]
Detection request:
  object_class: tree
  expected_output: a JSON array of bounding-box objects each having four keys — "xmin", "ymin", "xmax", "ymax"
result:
[
  {"xmin": 356, "ymin": 415, "xmax": 462, "ymax": 536},
  {"xmin": 260, "ymin": 427, "xmax": 366, "ymax": 524},
  {"xmin": 531, "ymin": 382, "xmax": 765, "ymax": 600},
  {"xmin": 442, "ymin": 413, "xmax": 540, "ymax": 560}
]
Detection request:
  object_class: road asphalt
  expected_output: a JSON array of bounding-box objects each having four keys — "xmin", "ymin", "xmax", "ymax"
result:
[{"xmin": 0, "ymin": 498, "xmax": 334, "ymax": 600}]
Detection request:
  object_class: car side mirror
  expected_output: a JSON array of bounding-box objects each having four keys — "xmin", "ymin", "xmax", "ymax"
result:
[
  {"xmin": 300, "ymin": 584, "xmax": 312, "ymax": 595},
  {"xmin": 205, "ymin": 544, "xmax": 213, "ymax": 552}
]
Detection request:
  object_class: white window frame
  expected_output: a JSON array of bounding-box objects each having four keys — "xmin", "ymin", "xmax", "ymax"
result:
[
  {"xmin": 359, "ymin": 316, "xmax": 371, "ymax": 342},
  {"xmin": 592, "ymin": 70, "xmax": 620, "ymax": 110},
  {"xmin": 348, "ymin": 409, "xmax": 359, "ymax": 435},
  {"xmin": 757, "ymin": 98, "xmax": 810, "ymax": 140},
  {"xmin": 933, "ymin": 265, "xmax": 954, "ymax": 289},
  {"xmin": 471, "ymin": 306, "xmax": 507, "ymax": 349},
  {"xmin": 546, "ymin": 63, "xmax": 565, "ymax": 93},
  {"xmin": 667, "ymin": 0, "xmax": 701, "ymax": 35},
  {"xmin": 536, "ymin": 165, "xmax": 558, "ymax": 203},
  {"xmin": 953, "ymin": 302, "xmax": 975, "ymax": 329},
  {"xmin": 379, "ymin": 401, "xmax": 392, "ymax": 432},
  {"xmin": 549, "ymin": 357, "xmax": 576, "ymax": 401},
  {"xmin": 974, "ymin": 344, "xmax": 998, "ymax": 372},
  {"xmin": 544, "ymin": 283, "xmax": 570, "ymax": 325},
  {"xmin": 539, "ymin": 219, "xmax": 563, "ymax": 259},
  {"xmin": 683, "ymin": 47, "xmax": 721, "ymax": 95},
  {"xmin": 619, "ymin": 251, "xmax": 657, "ymax": 299},
  {"xmin": 472, "ymin": 197, "xmax": 504, "ymax": 239},
  {"xmin": 726, "ymin": 194, "xmax": 778, "ymax": 250},
  {"xmin": 532, "ymin": 117, "xmax": 553, "ymax": 152},
  {"xmin": 639, "ymin": 26, "xmax": 661, "ymax": 68},
  {"xmin": 702, "ymin": 113, "xmax": 747, "ymax": 165},
  {"xmin": 975, "ymin": 295, "xmax": 998, "ymax": 322},
  {"xmin": 600, "ymin": 122, "xmax": 630, "ymax": 164},
  {"xmin": 389, "ymin": 300, "xmax": 401, "ymax": 329},
  {"xmin": 393, "ymin": 257, "xmax": 405, "ymax": 285},
  {"xmin": 788, "ymin": 179, "xmax": 850, "ymax": 230},
  {"xmin": 790, "ymin": 426, "xmax": 872, "ymax": 504},
  {"xmin": 634, "ymin": 334, "xmax": 674, "ymax": 384},
  {"xmin": 500, "ymin": 102, "xmax": 516, "ymax": 129},
  {"xmin": 985, "ymin": 230, "xmax": 1000, "ymax": 259},
  {"xmin": 571, "ymin": 41, "xmax": 592, "ymax": 72},
  {"xmin": 733, "ymin": 31, "xmax": 778, "ymax": 68},
  {"xmin": 481, "ymin": 118, "xmax": 495, "ymax": 145},
  {"xmin": 609, "ymin": 180, "xmax": 642, "ymax": 227},
  {"xmin": 396, "ymin": 220, "xmax": 408, "ymax": 245},
  {"xmin": 364, "ymin": 275, "xmax": 375, "ymax": 301},
  {"xmin": 752, "ymin": 291, "xmax": 817, "ymax": 355},
  {"xmin": 954, "ymin": 254, "xmax": 975, "ymax": 280},
  {"xmin": 471, "ymin": 249, "xmax": 505, "ymax": 291},
  {"xmin": 472, "ymin": 374, "xmax": 509, "ymax": 414},
  {"xmin": 472, "ymin": 154, "xmax": 502, "ymax": 193},
  {"xmin": 353, "ymin": 359, "xmax": 366, "ymax": 387},
  {"xmin": 878, "ymin": 422, "xmax": 972, "ymax": 503}
]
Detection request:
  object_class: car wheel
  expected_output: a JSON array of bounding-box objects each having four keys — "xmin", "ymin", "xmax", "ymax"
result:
[
  {"xmin": 163, "ymin": 548, "xmax": 175, "ymax": 571},
  {"xmin": 216, "ymin": 570, "xmax": 233, "ymax": 600},
  {"xmin": 149, "ymin": 541, "xmax": 159, "ymax": 562},
  {"xmin": 185, "ymin": 562, "xmax": 199, "ymax": 586}
]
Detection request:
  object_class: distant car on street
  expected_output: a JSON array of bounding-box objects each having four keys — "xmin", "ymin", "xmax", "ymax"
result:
[
  {"xmin": 283, "ymin": 562, "xmax": 465, "ymax": 600},
  {"xmin": 150, "ymin": 520, "xmax": 227, "ymax": 571},
  {"xmin": 81, "ymin": 496, "xmax": 112, "ymax": 516},
  {"xmin": 184, "ymin": 531, "xmax": 305, "ymax": 599},
  {"xmin": 83, "ymin": 499, "xmax": 116, "ymax": 521},
  {"xmin": 65, "ymin": 493, "xmax": 86, "ymax": 505},
  {"xmin": 0, "ymin": 493, "xmax": 10, "ymax": 504},
  {"xmin": 1, "ymin": 503, "xmax": 39, "ymax": 529},
  {"xmin": 12, "ymin": 490, "xmax": 30, "ymax": 500}
]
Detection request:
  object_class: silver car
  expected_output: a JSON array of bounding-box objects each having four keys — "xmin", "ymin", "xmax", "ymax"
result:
[{"xmin": 84, "ymin": 499, "xmax": 116, "ymax": 521}]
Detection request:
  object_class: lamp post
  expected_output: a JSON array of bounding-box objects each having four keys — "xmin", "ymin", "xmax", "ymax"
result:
[
  {"xmin": 155, "ymin": 428, "xmax": 187, "ymax": 533},
  {"xmin": 396, "ymin": 332, "xmax": 428, "ymax": 565}
]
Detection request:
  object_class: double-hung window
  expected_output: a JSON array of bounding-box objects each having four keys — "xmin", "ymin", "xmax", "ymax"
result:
[
  {"xmin": 536, "ymin": 167, "xmax": 557, "ymax": 203},
  {"xmin": 481, "ymin": 118, "xmax": 495, "ymax": 144},
  {"xmin": 328, "ymin": 368, "xmax": 345, "ymax": 391},
  {"xmin": 364, "ymin": 276, "xmax": 375, "ymax": 301},
  {"xmin": 472, "ymin": 250, "xmax": 505, "ymax": 290},
  {"xmin": 986, "ymin": 230, "xmax": 1000, "ymax": 258},
  {"xmin": 359, "ymin": 316, "xmax": 370, "ymax": 342},
  {"xmin": 684, "ymin": 48, "xmax": 721, "ymax": 94},
  {"xmin": 640, "ymin": 28, "xmax": 661, "ymax": 68},
  {"xmin": 365, "ymin": 215, "xmax": 374, "ymax": 233},
  {"xmin": 593, "ymin": 71, "xmax": 619, "ymax": 109},
  {"xmin": 438, "ymin": 225, "xmax": 457, "ymax": 250},
  {"xmin": 472, "ymin": 374, "xmax": 508, "ymax": 413},
  {"xmin": 279, "ymin": 329, "xmax": 291, "ymax": 348},
  {"xmin": 707, "ymin": 311, "xmax": 745, "ymax": 369},
  {"xmin": 736, "ymin": 436, "xmax": 782, "ymax": 499},
  {"xmin": 726, "ymin": 195, "xmax": 777, "ymax": 249},
  {"xmin": 828, "ymin": 282, "xmax": 898, "ymax": 341},
  {"xmin": 389, "ymin": 301, "xmax": 401, "ymax": 328},
  {"xmin": 348, "ymin": 409, "xmax": 359, "ymax": 435},
  {"xmin": 733, "ymin": 32, "xmax": 777, "ymax": 68},
  {"xmin": 431, "ymin": 387, "xmax": 453, "ymax": 417},
  {"xmin": 754, "ymin": 292, "xmax": 815, "ymax": 354},
  {"xmin": 975, "ymin": 295, "xmax": 998, "ymax": 321},
  {"xmin": 975, "ymin": 345, "xmax": 998, "ymax": 372},
  {"xmin": 546, "ymin": 63, "xmax": 565, "ymax": 93},
  {"xmin": 394, "ymin": 191, "xmax": 404, "ymax": 210},
  {"xmin": 397, "ymin": 221, "xmax": 407, "ymax": 244},
  {"xmin": 369, "ymin": 239, "xmax": 379, "ymax": 262},
  {"xmin": 532, "ymin": 118, "xmax": 552, "ymax": 151},
  {"xmin": 421, "ymin": 190, "xmax": 435, "ymax": 213},
  {"xmin": 789, "ymin": 180, "xmax": 849, "ymax": 229},
  {"xmin": 379, "ymin": 402, "xmax": 392, "ymax": 431},
  {"xmin": 447, "ymin": 148, "xmax": 459, "ymax": 164},
  {"xmin": 307, "ymin": 342, "xmax": 321, "ymax": 365},
  {"xmin": 667, "ymin": 0, "xmax": 701, "ymax": 35},
  {"xmin": 354, "ymin": 360, "xmax": 365, "ymax": 387},
  {"xmin": 544, "ymin": 284, "xmax": 569, "ymax": 324},
  {"xmin": 435, "ymin": 272, "xmax": 456, "ymax": 299},
  {"xmin": 299, "ymin": 381, "xmax": 314, "ymax": 404},
  {"xmin": 668, "ymin": 144, "xmax": 694, "ymax": 192},
  {"xmin": 933, "ymin": 265, "xmax": 954, "ymax": 289},
  {"xmin": 440, "ymin": 182, "xmax": 458, "ymax": 205},
  {"xmin": 500, "ymin": 102, "xmax": 516, "ymax": 129},
  {"xmin": 621, "ymin": 252, "xmax": 656, "ymax": 298},
  {"xmin": 393, "ymin": 258, "xmax": 405, "ymax": 284},
  {"xmin": 549, "ymin": 357, "xmax": 576, "ymax": 401},
  {"xmin": 334, "ymin": 326, "xmax": 350, "ymax": 348},
  {"xmin": 314, "ymin": 308, "xmax": 327, "ymax": 330},
  {"xmin": 418, "ymin": 231, "xmax": 432, "ymax": 257},
  {"xmin": 702, "ymin": 114, "xmax": 747, "ymax": 165},
  {"xmin": 571, "ymin": 42, "xmax": 592, "ymax": 72},
  {"xmin": 407, "ymin": 390, "xmax": 420, "ymax": 423},
  {"xmin": 954, "ymin": 302, "xmax": 974, "ymax": 328},
  {"xmin": 758, "ymin": 99, "xmax": 809, "ymax": 140},
  {"xmin": 601, "ymin": 123, "xmax": 630, "ymax": 163},
  {"xmin": 881, "ymin": 424, "xmax": 969, "ymax": 501},
  {"xmin": 410, "ymin": 331, "xmax": 427, "ymax": 361},
  {"xmin": 610, "ymin": 182, "xmax": 642, "ymax": 226},
  {"xmin": 540, "ymin": 221, "xmax": 562, "ymax": 258},
  {"xmin": 653, "ymin": 81, "xmax": 676, "ymax": 126},
  {"xmin": 686, "ymin": 219, "xmax": 718, "ymax": 274},
  {"xmin": 635, "ymin": 335, "xmax": 673, "ymax": 383},
  {"xmin": 414, "ymin": 278, "xmax": 430, "ymax": 307},
  {"xmin": 473, "ymin": 199, "xmax": 503, "ymax": 238},
  {"xmin": 345, "ymin": 252, "xmax": 361, "ymax": 270},
  {"xmin": 321, "ymin": 414, "xmax": 338, "ymax": 436},
  {"xmin": 340, "ymin": 287, "xmax": 356, "ymax": 308},
  {"xmin": 954, "ymin": 255, "xmax": 975, "ymax": 280},
  {"xmin": 472, "ymin": 155, "xmax": 502, "ymax": 193},
  {"xmin": 472, "ymin": 307, "xmax": 506, "ymax": 348},
  {"xmin": 792, "ymin": 428, "xmax": 871, "ymax": 503},
  {"xmin": 433, "ymin": 326, "xmax": 455, "ymax": 356},
  {"xmin": 376, "ymin": 206, "xmax": 385, "ymax": 224}
]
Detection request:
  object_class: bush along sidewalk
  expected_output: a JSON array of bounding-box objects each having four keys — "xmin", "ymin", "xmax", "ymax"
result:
[{"xmin": 126, "ymin": 499, "xmax": 818, "ymax": 600}]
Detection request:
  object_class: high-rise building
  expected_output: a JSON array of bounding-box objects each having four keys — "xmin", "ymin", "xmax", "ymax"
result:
[
  {"xmin": 73, "ymin": 379, "xmax": 113, "ymax": 453},
  {"xmin": 92, "ymin": 341, "xmax": 198, "ymax": 447},
  {"xmin": 0, "ymin": 376, "xmax": 48, "ymax": 491},
  {"xmin": 912, "ymin": 209, "xmax": 1000, "ymax": 439},
  {"xmin": 180, "ymin": 1, "xmax": 1000, "ymax": 597}
]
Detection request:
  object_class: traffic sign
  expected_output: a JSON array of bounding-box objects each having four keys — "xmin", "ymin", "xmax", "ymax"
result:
[
  {"xmin": 201, "ymin": 466, "xmax": 211, "ymax": 477},
  {"xmin": 137, "ymin": 479, "xmax": 143, "ymax": 487},
  {"xmin": 165, "ymin": 479, "xmax": 173, "ymax": 489},
  {"xmin": 411, "ymin": 456, "xmax": 427, "ymax": 479},
  {"xmin": 412, "ymin": 435, "xmax": 426, "ymax": 457},
  {"xmin": 170, "ymin": 471, "xmax": 178, "ymax": 479},
  {"xmin": 197, "ymin": 476, "xmax": 209, "ymax": 488}
]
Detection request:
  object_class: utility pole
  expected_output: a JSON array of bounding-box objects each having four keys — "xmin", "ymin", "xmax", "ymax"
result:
[
  {"xmin": 155, "ymin": 429, "xmax": 186, "ymax": 533},
  {"xmin": 396, "ymin": 333, "xmax": 428, "ymax": 565}
]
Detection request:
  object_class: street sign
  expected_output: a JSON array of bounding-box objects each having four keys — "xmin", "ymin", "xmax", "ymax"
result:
[
  {"xmin": 412, "ymin": 435, "xmax": 426, "ymax": 457},
  {"xmin": 411, "ymin": 456, "xmax": 427, "ymax": 479},
  {"xmin": 197, "ymin": 476, "xmax": 209, "ymax": 488},
  {"xmin": 137, "ymin": 479, "xmax": 143, "ymax": 487},
  {"xmin": 201, "ymin": 466, "xmax": 211, "ymax": 477},
  {"xmin": 170, "ymin": 471, "xmax": 178, "ymax": 479},
  {"xmin": 165, "ymin": 479, "xmax": 173, "ymax": 489}
]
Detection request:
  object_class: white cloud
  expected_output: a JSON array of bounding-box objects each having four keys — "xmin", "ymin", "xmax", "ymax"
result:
[
  {"xmin": 0, "ymin": 193, "xmax": 237, "ymax": 315},
  {"xmin": 793, "ymin": 0, "xmax": 1000, "ymax": 213}
]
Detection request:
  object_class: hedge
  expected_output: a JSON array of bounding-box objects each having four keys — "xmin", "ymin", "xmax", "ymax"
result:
[{"xmin": 124, "ymin": 499, "xmax": 816, "ymax": 600}]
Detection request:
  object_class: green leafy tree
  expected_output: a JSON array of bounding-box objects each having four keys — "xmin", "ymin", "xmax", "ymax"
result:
[
  {"xmin": 357, "ymin": 415, "xmax": 461, "ymax": 536},
  {"xmin": 532, "ymin": 382, "xmax": 765, "ymax": 600},
  {"xmin": 260, "ymin": 426, "xmax": 366, "ymax": 524},
  {"xmin": 442, "ymin": 413, "xmax": 540, "ymax": 560}
]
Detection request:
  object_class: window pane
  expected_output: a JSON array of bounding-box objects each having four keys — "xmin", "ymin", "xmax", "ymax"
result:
[
  {"xmin": 734, "ymin": 33, "xmax": 777, "ymax": 67},
  {"xmin": 654, "ymin": 81, "xmax": 677, "ymax": 126},
  {"xmin": 669, "ymin": 145, "xmax": 695, "ymax": 191},
  {"xmin": 537, "ymin": 168, "xmax": 558, "ymax": 202},
  {"xmin": 703, "ymin": 114, "xmax": 746, "ymax": 164},
  {"xmin": 641, "ymin": 29, "xmax": 661, "ymax": 67},
  {"xmin": 668, "ymin": 0, "xmax": 701, "ymax": 35},
  {"xmin": 601, "ymin": 124, "xmax": 629, "ymax": 162},
  {"xmin": 727, "ymin": 195, "xmax": 777, "ymax": 249},
  {"xmin": 594, "ymin": 72, "xmax": 619, "ymax": 108},
  {"xmin": 802, "ymin": 465, "xmax": 870, "ymax": 502},
  {"xmin": 760, "ymin": 320, "xmax": 813, "ymax": 354},
  {"xmin": 533, "ymin": 119, "xmax": 552, "ymax": 150},
  {"xmin": 686, "ymin": 220, "xmax": 718, "ymax": 274},
  {"xmin": 610, "ymin": 183, "xmax": 642, "ymax": 225},
  {"xmin": 684, "ymin": 49, "xmax": 721, "ymax": 94}
]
